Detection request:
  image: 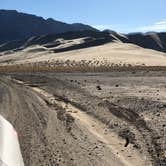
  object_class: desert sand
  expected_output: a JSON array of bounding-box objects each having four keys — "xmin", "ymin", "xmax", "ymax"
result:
[
  {"xmin": 0, "ymin": 38, "xmax": 166, "ymax": 166},
  {"xmin": 0, "ymin": 71, "xmax": 166, "ymax": 166},
  {"xmin": 0, "ymin": 41, "xmax": 166, "ymax": 69}
]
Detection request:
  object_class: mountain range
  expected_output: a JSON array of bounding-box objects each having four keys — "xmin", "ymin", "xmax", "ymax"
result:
[
  {"xmin": 0, "ymin": 9, "xmax": 97, "ymax": 43},
  {"xmin": 0, "ymin": 9, "xmax": 166, "ymax": 53}
]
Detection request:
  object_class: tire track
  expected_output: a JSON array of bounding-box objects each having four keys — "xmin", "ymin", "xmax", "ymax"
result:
[
  {"xmin": 30, "ymin": 86, "xmax": 146, "ymax": 166},
  {"xmin": 0, "ymin": 78, "xmax": 59, "ymax": 166}
]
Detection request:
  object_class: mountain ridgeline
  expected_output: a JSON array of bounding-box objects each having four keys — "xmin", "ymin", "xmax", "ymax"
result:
[
  {"xmin": 126, "ymin": 32, "xmax": 166, "ymax": 53},
  {"xmin": 0, "ymin": 9, "xmax": 98, "ymax": 43},
  {"xmin": 0, "ymin": 10, "xmax": 166, "ymax": 53}
]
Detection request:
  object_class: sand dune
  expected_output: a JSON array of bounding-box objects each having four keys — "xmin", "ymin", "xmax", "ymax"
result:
[{"xmin": 0, "ymin": 41, "xmax": 166, "ymax": 68}]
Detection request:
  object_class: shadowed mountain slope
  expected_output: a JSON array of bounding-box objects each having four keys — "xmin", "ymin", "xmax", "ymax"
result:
[
  {"xmin": 0, "ymin": 31, "xmax": 116, "ymax": 53},
  {"xmin": 0, "ymin": 10, "xmax": 98, "ymax": 43},
  {"xmin": 124, "ymin": 32, "xmax": 166, "ymax": 53}
]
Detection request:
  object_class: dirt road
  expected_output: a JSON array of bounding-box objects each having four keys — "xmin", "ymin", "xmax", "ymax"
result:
[{"xmin": 0, "ymin": 71, "xmax": 165, "ymax": 166}]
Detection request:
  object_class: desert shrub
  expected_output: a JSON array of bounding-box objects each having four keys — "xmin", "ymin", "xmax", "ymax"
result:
[{"xmin": 1, "ymin": 60, "xmax": 166, "ymax": 73}]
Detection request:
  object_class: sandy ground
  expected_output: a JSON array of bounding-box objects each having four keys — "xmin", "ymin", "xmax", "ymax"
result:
[
  {"xmin": 0, "ymin": 71, "xmax": 166, "ymax": 166},
  {"xmin": 0, "ymin": 42, "xmax": 166, "ymax": 67},
  {"xmin": 0, "ymin": 31, "xmax": 166, "ymax": 166},
  {"xmin": 0, "ymin": 75, "xmax": 142, "ymax": 166}
]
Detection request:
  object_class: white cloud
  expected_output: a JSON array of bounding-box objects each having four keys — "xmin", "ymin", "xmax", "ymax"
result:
[
  {"xmin": 94, "ymin": 20, "xmax": 166, "ymax": 33},
  {"xmin": 139, "ymin": 20, "xmax": 166, "ymax": 32},
  {"xmin": 156, "ymin": 20, "xmax": 166, "ymax": 25},
  {"xmin": 93, "ymin": 25, "xmax": 113, "ymax": 30}
]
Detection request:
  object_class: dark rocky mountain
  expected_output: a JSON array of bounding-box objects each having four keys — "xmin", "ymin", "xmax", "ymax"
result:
[
  {"xmin": 0, "ymin": 9, "xmax": 166, "ymax": 53},
  {"xmin": 0, "ymin": 30, "xmax": 115, "ymax": 52},
  {"xmin": 101, "ymin": 31, "xmax": 166, "ymax": 52},
  {"xmin": 0, "ymin": 9, "xmax": 98, "ymax": 43},
  {"xmin": 124, "ymin": 32, "xmax": 166, "ymax": 53},
  {"xmin": 0, "ymin": 29, "xmax": 166, "ymax": 53},
  {"xmin": 104, "ymin": 31, "xmax": 166, "ymax": 53}
]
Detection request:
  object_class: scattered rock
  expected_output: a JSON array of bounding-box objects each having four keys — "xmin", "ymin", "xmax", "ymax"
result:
[
  {"xmin": 124, "ymin": 137, "xmax": 130, "ymax": 147},
  {"xmin": 96, "ymin": 85, "xmax": 102, "ymax": 90},
  {"xmin": 115, "ymin": 84, "xmax": 119, "ymax": 87},
  {"xmin": 133, "ymin": 144, "xmax": 140, "ymax": 149},
  {"xmin": 119, "ymin": 130, "xmax": 136, "ymax": 147},
  {"xmin": 156, "ymin": 113, "xmax": 160, "ymax": 117}
]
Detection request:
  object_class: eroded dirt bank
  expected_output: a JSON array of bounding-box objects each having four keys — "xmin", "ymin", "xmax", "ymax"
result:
[{"xmin": 0, "ymin": 71, "xmax": 166, "ymax": 166}]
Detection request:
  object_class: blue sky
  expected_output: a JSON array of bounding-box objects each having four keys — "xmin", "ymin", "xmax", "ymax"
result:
[{"xmin": 1, "ymin": 0, "xmax": 166, "ymax": 33}]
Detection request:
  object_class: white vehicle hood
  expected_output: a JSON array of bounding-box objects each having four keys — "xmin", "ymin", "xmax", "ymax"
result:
[{"xmin": 0, "ymin": 115, "xmax": 24, "ymax": 166}]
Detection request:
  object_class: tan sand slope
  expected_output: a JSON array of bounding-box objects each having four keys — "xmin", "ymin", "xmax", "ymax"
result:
[{"xmin": 0, "ymin": 41, "xmax": 166, "ymax": 67}]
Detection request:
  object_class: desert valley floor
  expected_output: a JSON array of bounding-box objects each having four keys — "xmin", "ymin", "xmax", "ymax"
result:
[{"xmin": 0, "ymin": 71, "xmax": 166, "ymax": 166}]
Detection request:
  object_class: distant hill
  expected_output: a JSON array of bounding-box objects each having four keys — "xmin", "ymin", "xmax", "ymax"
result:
[
  {"xmin": 124, "ymin": 32, "xmax": 166, "ymax": 53},
  {"xmin": 105, "ymin": 31, "xmax": 166, "ymax": 53},
  {"xmin": 0, "ymin": 9, "xmax": 98, "ymax": 43}
]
